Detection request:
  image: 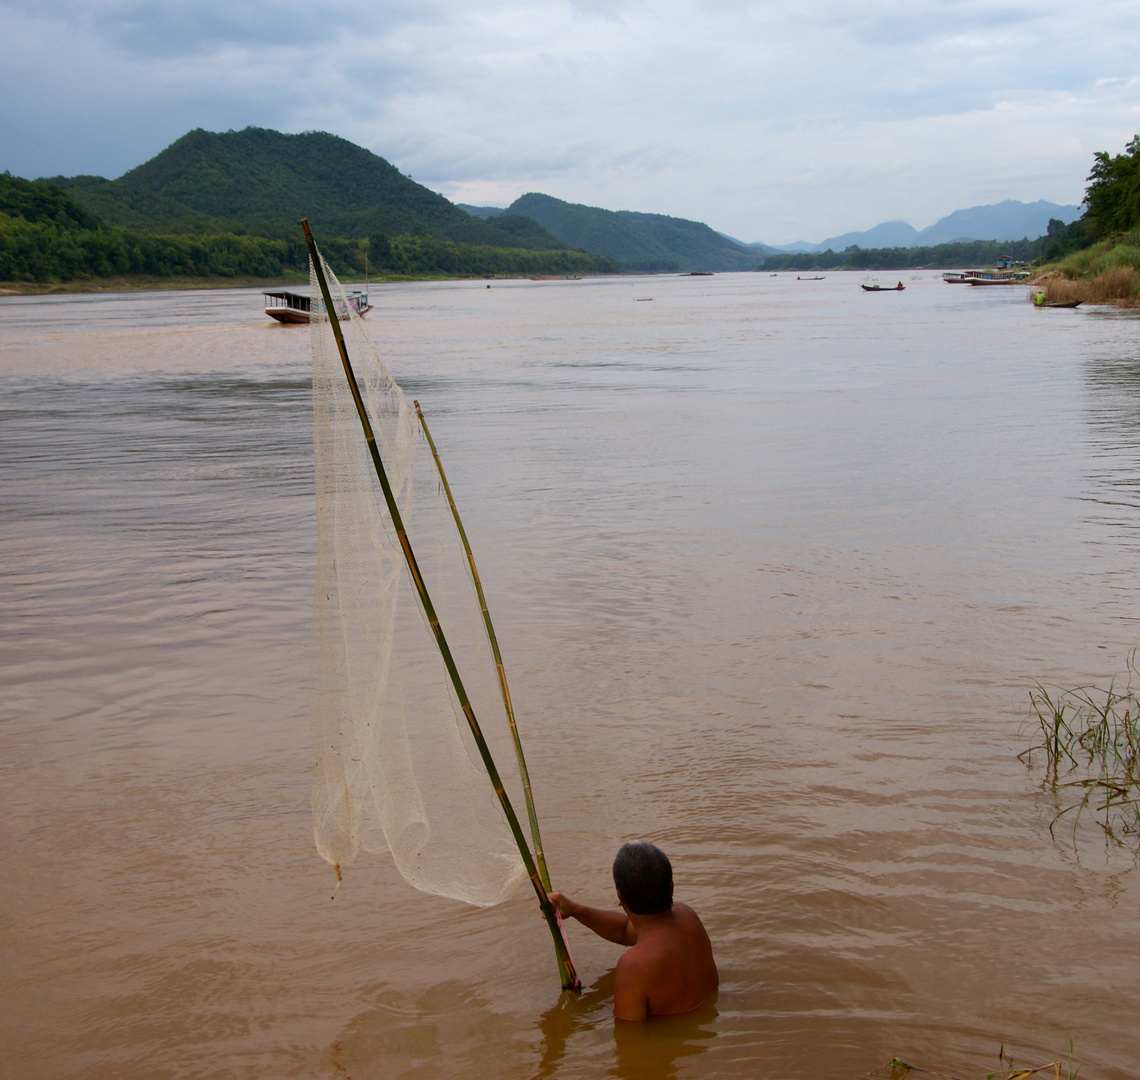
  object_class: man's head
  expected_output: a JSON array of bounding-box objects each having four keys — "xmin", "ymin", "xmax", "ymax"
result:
[{"xmin": 612, "ymin": 840, "xmax": 673, "ymax": 915}]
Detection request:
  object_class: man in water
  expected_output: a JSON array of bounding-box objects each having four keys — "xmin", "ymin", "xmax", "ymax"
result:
[{"xmin": 548, "ymin": 840, "xmax": 718, "ymax": 1021}]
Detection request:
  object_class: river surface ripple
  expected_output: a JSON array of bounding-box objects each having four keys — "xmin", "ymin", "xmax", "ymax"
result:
[{"xmin": 2, "ymin": 273, "xmax": 1139, "ymax": 1079}]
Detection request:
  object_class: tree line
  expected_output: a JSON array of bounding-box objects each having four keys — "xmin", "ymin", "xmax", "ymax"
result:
[
  {"xmin": 759, "ymin": 237, "xmax": 1041, "ymax": 273},
  {"xmin": 0, "ymin": 172, "xmax": 616, "ymax": 284}
]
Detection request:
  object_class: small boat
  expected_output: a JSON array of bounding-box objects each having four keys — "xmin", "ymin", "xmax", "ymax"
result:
[
  {"xmin": 861, "ymin": 283, "xmax": 905, "ymax": 292},
  {"xmin": 1040, "ymin": 300, "xmax": 1082, "ymax": 309},
  {"xmin": 263, "ymin": 289, "xmax": 372, "ymax": 324},
  {"xmin": 529, "ymin": 274, "xmax": 582, "ymax": 281},
  {"xmin": 797, "ymin": 275, "xmax": 825, "ymax": 281}
]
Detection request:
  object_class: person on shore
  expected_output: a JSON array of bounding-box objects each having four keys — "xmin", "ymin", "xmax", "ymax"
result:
[{"xmin": 548, "ymin": 840, "xmax": 718, "ymax": 1021}]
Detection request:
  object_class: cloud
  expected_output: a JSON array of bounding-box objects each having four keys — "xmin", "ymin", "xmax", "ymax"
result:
[{"xmin": 2, "ymin": 0, "xmax": 1138, "ymax": 239}]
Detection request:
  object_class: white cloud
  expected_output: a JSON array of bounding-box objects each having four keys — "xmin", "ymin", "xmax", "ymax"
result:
[{"xmin": 2, "ymin": 0, "xmax": 1138, "ymax": 239}]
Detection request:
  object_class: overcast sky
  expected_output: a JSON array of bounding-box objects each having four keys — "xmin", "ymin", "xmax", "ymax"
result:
[{"xmin": 3, "ymin": 0, "xmax": 1139, "ymax": 243}]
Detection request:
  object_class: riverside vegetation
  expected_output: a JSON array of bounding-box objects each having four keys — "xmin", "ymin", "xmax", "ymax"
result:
[{"xmin": 1028, "ymin": 135, "xmax": 1140, "ymax": 306}]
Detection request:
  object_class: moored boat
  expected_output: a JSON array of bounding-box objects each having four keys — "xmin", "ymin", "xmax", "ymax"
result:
[
  {"xmin": 946, "ymin": 257, "xmax": 1031, "ymax": 286},
  {"xmin": 965, "ymin": 272, "xmax": 1031, "ymax": 286},
  {"xmin": 263, "ymin": 289, "xmax": 372, "ymax": 324}
]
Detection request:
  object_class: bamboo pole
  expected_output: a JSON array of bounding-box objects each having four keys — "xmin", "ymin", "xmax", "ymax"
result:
[
  {"xmin": 413, "ymin": 399, "xmax": 572, "ymax": 989},
  {"xmin": 302, "ymin": 221, "xmax": 579, "ymax": 991}
]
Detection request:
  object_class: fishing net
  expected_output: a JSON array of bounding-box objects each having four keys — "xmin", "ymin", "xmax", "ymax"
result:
[{"xmin": 309, "ymin": 255, "xmax": 527, "ymax": 907}]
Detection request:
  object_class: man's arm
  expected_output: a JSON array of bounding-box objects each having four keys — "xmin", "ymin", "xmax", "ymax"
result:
[{"xmin": 548, "ymin": 891, "xmax": 636, "ymax": 946}]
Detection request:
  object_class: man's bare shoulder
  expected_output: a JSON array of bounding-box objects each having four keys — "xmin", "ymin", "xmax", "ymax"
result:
[{"xmin": 671, "ymin": 901, "xmax": 703, "ymax": 924}]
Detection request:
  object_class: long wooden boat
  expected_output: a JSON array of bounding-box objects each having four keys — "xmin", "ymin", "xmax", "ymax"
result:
[
  {"xmin": 263, "ymin": 289, "xmax": 372, "ymax": 324},
  {"xmin": 861, "ymin": 283, "xmax": 905, "ymax": 291},
  {"xmin": 965, "ymin": 274, "xmax": 1030, "ymax": 286},
  {"xmin": 946, "ymin": 268, "xmax": 1031, "ymax": 285}
]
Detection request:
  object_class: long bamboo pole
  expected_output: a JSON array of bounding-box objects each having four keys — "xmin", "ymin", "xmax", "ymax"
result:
[
  {"xmin": 302, "ymin": 221, "xmax": 579, "ymax": 991},
  {"xmin": 413, "ymin": 399, "xmax": 572, "ymax": 989}
]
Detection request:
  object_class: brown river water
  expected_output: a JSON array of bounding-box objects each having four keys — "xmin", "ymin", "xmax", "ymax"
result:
[{"xmin": 2, "ymin": 272, "xmax": 1139, "ymax": 1079}]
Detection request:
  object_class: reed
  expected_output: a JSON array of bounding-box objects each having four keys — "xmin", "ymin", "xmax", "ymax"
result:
[{"xmin": 1020, "ymin": 652, "xmax": 1140, "ymax": 846}]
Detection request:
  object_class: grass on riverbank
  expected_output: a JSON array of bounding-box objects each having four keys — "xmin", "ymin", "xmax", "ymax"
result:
[
  {"xmin": 1020, "ymin": 654, "xmax": 1140, "ymax": 847},
  {"xmin": 1033, "ymin": 227, "xmax": 1140, "ymax": 306}
]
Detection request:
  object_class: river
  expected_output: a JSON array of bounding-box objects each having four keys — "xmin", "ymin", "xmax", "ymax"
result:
[{"xmin": 2, "ymin": 272, "xmax": 1138, "ymax": 1079}]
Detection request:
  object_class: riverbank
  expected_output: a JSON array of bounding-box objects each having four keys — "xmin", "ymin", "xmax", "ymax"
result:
[
  {"xmin": 1032, "ymin": 226, "xmax": 1140, "ymax": 306},
  {"xmin": 0, "ymin": 271, "xmax": 620, "ymax": 296},
  {"xmin": 0, "ymin": 274, "xmax": 306, "ymax": 296}
]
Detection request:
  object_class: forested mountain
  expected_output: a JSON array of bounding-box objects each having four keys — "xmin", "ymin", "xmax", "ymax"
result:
[
  {"xmin": 501, "ymin": 193, "xmax": 759, "ymax": 272},
  {"xmin": 1, "ymin": 172, "xmax": 102, "ymax": 230},
  {"xmin": 2, "ymin": 134, "xmax": 618, "ymax": 284},
  {"xmin": 49, "ymin": 128, "xmax": 570, "ymax": 251}
]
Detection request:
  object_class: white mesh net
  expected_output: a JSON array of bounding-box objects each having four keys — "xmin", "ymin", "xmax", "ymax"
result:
[{"xmin": 309, "ymin": 255, "xmax": 527, "ymax": 907}]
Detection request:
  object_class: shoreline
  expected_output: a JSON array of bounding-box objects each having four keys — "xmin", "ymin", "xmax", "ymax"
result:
[{"xmin": 0, "ymin": 271, "xmax": 631, "ymax": 296}]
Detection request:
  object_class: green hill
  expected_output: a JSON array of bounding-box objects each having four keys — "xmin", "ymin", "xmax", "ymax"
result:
[
  {"xmin": 504, "ymin": 192, "xmax": 759, "ymax": 272},
  {"xmin": 1, "ymin": 172, "xmax": 102, "ymax": 230},
  {"xmin": 3, "ymin": 135, "xmax": 618, "ymax": 285},
  {"xmin": 49, "ymin": 127, "xmax": 571, "ymax": 251}
]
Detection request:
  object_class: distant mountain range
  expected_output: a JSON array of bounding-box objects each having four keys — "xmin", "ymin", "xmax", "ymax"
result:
[
  {"xmin": 770, "ymin": 200, "xmax": 1083, "ymax": 253},
  {"xmin": 36, "ymin": 126, "xmax": 1083, "ymax": 275},
  {"xmin": 461, "ymin": 196, "xmax": 1081, "ymax": 268}
]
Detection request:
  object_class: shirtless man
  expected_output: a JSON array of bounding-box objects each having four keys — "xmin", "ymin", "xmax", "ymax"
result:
[{"xmin": 548, "ymin": 840, "xmax": 718, "ymax": 1022}]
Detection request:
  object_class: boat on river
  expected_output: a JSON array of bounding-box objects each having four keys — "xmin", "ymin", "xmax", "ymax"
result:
[
  {"xmin": 945, "ymin": 257, "xmax": 1032, "ymax": 286},
  {"xmin": 263, "ymin": 289, "xmax": 372, "ymax": 324},
  {"xmin": 861, "ymin": 283, "xmax": 905, "ymax": 292},
  {"xmin": 965, "ymin": 272, "xmax": 1031, "ymax": 286}
]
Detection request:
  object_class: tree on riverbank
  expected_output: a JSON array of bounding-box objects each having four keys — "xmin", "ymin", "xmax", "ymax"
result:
[{"xmin": 1035, "ymin": 135, "xmax": 1140, "ymax": 305}]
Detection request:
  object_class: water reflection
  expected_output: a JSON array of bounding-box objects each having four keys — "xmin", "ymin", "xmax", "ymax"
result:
[
  {"xmin": 535, "ymin": 970, "xmax": 717, "ymax": 1080},
  {"xmin": 610, "ymin": 996, "xmax": 718, "ymax": 1080},
  {"xmin": 534, "ymin": 972, "xmax": 616, "ymax": 1078}
]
